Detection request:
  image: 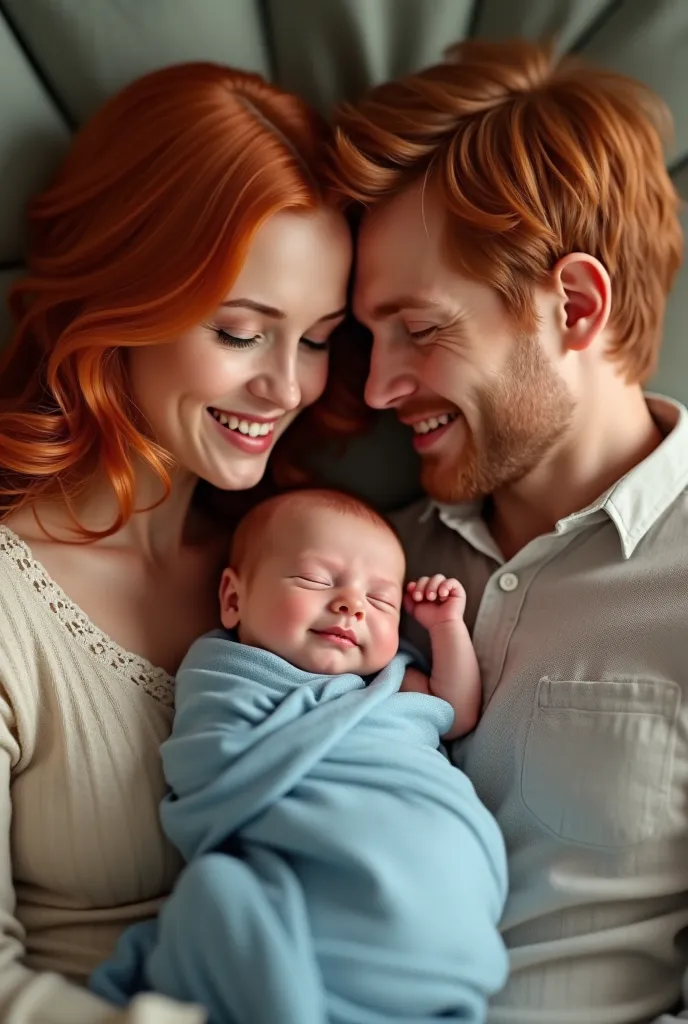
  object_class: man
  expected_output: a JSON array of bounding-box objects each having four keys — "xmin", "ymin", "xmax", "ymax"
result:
[{"xmin": 330, "ymin": 38, "xmax": 688, "ymax": 1024}]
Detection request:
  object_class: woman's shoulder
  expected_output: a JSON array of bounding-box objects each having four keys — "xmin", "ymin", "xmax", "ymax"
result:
[
  {"xmin": 0, "ymin": 520, "xmax": 59, "ymax": 609},
  {"xmin": 0, "ymin": 521, "xmax": 177, "ymax": 705},
  {"xmin": 0, "ymin": 524, "xmax": 59, "ymax": 682},
  {"xmin": 0, "ymin": 524, "xmax": 54, "ymax": 761},
  {"xmin": 0, "ymin": 520, "xmax": 97, "ymax": 695},
  {"xmin": 0, "ymin": 522, "xmax": 43, "ymax": 606}
]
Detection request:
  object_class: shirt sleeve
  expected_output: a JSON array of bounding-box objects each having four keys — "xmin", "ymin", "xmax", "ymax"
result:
[{"xmin": 0, "ymin": 670, "xmax": 206, "ymax": 1024}]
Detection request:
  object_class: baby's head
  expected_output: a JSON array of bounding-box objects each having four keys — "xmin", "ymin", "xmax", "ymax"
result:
[{"xmin": 220, "ymin": 489, "xmax": 405, "ymax": 675}]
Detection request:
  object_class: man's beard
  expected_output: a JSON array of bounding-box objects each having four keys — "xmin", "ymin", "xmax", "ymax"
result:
[{"xmin": 421, "ymin": 334, "xmax": 576, "ymax": 504}]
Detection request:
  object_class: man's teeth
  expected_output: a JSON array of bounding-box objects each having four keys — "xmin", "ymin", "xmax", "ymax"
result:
[
  {"xmin": 412, "ymin": 412, "xmax": 458, "ymax": 435},
  {"xmin": 210, "ymin": 410, "xmax": 275, "ymax": 436}
]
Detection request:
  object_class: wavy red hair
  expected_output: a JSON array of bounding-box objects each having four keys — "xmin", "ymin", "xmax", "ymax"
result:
[
  {"xmin": 0, "ymin": 62, "xmax": 371, "ymax": 538},
  {"xmin": 329, "ymin": 38, "xmax": 684, "ymax": 384}
]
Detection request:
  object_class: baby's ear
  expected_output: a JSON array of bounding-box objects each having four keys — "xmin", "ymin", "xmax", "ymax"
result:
[{"xmin": 219, "ymin": 567, "xmax": 242, "ymax": 630}]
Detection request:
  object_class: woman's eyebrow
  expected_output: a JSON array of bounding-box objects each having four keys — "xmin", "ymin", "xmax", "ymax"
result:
[
  {"xmin": 221, "ymin": 300, "xmax": 347, "ymax": 323},
  {"xmin": 221, "ymin": 299, "xmax": 286, "ymax": 318}
]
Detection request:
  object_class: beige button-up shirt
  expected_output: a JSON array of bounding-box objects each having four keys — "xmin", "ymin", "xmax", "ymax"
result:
[{"xmin": 391, "ymin": 395, "xmax": 688, "ymax": 1024}]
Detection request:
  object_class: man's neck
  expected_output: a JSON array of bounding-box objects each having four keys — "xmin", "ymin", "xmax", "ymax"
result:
[{"xmin": 488, "ymin": 388, "xmax": 664, "ymax": 561}]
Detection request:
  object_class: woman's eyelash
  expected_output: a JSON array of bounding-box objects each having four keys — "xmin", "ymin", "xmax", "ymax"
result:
[
  {"xmin": 214, "ymin": 329, "xmax": 329, "ymax": 352},
  {"xmin": 216, "ymin": 329, "xmax": 260, "ymax": 349},
  {"xmin": 301, "ymin": 337, "xmax": 330, "ymax": 351}
]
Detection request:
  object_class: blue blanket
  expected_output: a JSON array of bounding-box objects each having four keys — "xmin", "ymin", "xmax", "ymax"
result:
[{"xmin": 92, "ymin": 632, "xmax": 508, "ymax": 1023}]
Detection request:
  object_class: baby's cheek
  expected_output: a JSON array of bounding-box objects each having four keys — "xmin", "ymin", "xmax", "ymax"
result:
[
  {"xmin": 377, "ymin": 618, "xmax": 403, "ymax": 664},
  {"xmin": 272, "ymin": 591, "xmax": 319, "ymax": 639}
]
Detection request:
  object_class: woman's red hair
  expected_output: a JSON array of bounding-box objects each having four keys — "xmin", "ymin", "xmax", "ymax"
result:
[
  {"xmin": 329, "ymin": 38, "xmax": 684, "ymax": 384},
  {"xmin": 0, "ymin": 62, "xmax": 370, "ymax": 538}
]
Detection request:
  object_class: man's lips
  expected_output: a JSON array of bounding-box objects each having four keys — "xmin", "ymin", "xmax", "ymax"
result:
[
  {"xmin": 311, "ymin": 626, "xmax": 358, "ymax": 647},
  {"xmin": 397, "ymin": 410, "xmax": 462, "ymax": 453}
]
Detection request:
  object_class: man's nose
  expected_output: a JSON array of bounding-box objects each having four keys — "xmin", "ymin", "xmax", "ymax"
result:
[
  {"xmin": 364, "ymin": 339, "xmax": 417, "ymax": 410},
  {"xmin": 329, "ymin": 591, "xmax": 365, "ymax": 620}
]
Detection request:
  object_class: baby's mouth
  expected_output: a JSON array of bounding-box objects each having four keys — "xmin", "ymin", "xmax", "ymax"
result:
[{"xmin": 311, "ymin": 627, "xmax": 359, "ymax": 647}]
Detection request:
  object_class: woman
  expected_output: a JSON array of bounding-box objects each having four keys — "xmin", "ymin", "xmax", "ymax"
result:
[{"xmin": 0, "ymin": 62, "xmax": 365, "ymax": 1022}]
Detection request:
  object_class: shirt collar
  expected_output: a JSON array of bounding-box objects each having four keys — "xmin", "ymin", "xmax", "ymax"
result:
[{"xmin": 419, "ymin": 395, "xmax": 688, "ymax": 561}]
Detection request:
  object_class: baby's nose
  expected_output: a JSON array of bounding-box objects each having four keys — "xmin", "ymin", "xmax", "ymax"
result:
[{"xmin": 330, "ymin": 592, "xmax": 365, "ymax": 619}]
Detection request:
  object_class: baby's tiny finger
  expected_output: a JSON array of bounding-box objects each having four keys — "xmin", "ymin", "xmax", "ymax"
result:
[
  {"xmin": 413, "ymin": 576, "xmax": 429, "ymax": 600},
  {"xmin": 426, "ymin": 573, "xmax": 446, "ymax": 600},
  {"xmin": 439, "ymin": 578, "xmax": 462, "ymax": 602}
]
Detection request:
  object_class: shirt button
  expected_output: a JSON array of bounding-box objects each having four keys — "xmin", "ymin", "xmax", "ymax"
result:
[{"xmin": 499, "ymin": 572, "xmax": 519, "ymax": 592}]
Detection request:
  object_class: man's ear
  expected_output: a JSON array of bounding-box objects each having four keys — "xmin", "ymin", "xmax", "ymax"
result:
[
  {"xmin": 553, "ymin": 253, "xmax": 611, "ymax": 352},
  {"xmin": 219, "ymin": 567, "xmax": 242, "ymax": 630}
]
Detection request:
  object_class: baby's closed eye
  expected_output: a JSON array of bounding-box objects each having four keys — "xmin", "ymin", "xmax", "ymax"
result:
[
  {"xmin": 368, "ymin": 594, "xmax": 401, "ymax": 612},
  {"xmin": 290, "ymin": 575, "xmax": 331, "ymax": 588}
]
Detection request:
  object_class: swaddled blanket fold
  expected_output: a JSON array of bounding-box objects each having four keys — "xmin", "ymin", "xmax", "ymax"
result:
[{"xmin": 92, "ymin": 631, "xmax": 508, "ymax": 1023}]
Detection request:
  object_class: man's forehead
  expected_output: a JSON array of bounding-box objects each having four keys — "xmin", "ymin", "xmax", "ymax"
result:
[
  {"xmin": 354, "ymin": 183, "xmax": 450, "ymax": 317},
  {"xmin": 359, "ymin": 180, "xmax": 441, "ymax": 249}
]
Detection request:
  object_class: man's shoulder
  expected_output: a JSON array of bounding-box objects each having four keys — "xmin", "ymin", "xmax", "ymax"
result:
[
  {"xmin": 386, "ymin": 498, "xmax": 483, "ymax": 596},
  {"xmin": 387, "ymin": 496, "xmax": 430, "ymax": 537},
  {"xmin": 669, "ymin": 484, "xmax": 688, "ymax": 513},
  {"xmin": 642, "ymin": 483, "xmax": 688, "ymax": 553},
  {"xmin": 386, "ymin": 497, "xmax": 473, "ymax": 555}
]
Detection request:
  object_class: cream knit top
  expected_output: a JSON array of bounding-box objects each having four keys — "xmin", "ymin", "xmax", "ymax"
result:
[{"xmin": 0, "ymin": 526, "xmax": 206, "ymax": 1023}]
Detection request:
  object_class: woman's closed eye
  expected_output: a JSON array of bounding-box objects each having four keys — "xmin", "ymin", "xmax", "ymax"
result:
[
  {"xmin": 300, "ymin": 337, "xmax": 330, "ymax": 352},
  {"xmin": 215, "ymin": 328, "xmax": 261, "ymax": 349},
  {"xmin": 212, "ymin": 328, "xmax": 330, "ymax": 352}
]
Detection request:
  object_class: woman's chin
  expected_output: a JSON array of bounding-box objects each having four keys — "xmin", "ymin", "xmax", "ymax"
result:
[{"xmin": 202, "ymin": 456, "xmax": 271, "ymax": 493}]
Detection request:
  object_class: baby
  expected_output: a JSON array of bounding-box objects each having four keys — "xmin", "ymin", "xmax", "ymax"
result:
[
  {"xmin": 92, "ymin": 489, "xmax": 508, "ymax": 1024},
  {"xmin": 220, "ymin": 487, "xmax": 482, "ymax": 739}
]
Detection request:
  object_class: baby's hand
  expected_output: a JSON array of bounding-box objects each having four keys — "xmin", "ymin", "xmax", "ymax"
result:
[{"xmin": 404, "ymin": 575, "xmax": 466, "ymax": 630}]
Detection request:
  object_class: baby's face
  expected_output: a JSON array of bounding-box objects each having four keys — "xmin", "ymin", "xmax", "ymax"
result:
[{"xmin": 222, "ymin": 506, "xmax": 405, "ymax": 675}]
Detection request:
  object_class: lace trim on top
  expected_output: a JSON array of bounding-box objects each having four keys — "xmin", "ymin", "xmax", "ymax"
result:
[{"xmin": 0, "ymin": 526, "xmax": 174, "ymax": 706}]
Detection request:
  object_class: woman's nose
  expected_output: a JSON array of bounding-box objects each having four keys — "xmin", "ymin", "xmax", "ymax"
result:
[{"xmin": 248, "ymin": 349, "xmax": 302, "ymax": 411}]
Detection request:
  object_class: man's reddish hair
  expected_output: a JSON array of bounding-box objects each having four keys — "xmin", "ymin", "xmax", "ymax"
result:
[
  {"xmin": 329, "ymin": 38, "xmax": 684, "ymax": 383},
  {"xmin": 0, "ymin": 63, "xmax": 370, "ymax": 538}
]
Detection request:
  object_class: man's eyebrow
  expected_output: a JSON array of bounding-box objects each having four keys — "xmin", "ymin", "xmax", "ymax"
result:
[
  {"xmin": 318, "ymin": 306, "xmax": 347, "ymax": 322},
  {"xmin": 221, "ymin": 299, "xmax": 347, "ymax": 322},
  {"xmin": 365, "ymin": 296, "xmax": 449, "ymax": 321}
]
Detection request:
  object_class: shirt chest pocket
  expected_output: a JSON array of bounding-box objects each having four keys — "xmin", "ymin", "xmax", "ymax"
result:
[{"xmin": 521, "ymin": 677, "xmax": 680, "ymax": 848}]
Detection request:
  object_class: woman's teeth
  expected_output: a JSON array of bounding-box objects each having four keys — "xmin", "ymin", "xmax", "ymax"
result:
[
  {"xmin": 209, "ymin": 409, "xmax": 275, "ymax": 437},
  {"xmin": 412, "ymin": 412, "xmax": 459, "ymax": 435}
]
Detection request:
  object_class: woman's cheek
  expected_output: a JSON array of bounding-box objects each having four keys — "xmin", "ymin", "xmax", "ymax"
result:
[{"xmin": 300, "ymin": 357, "xmax": 329, "ymax": 408}]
